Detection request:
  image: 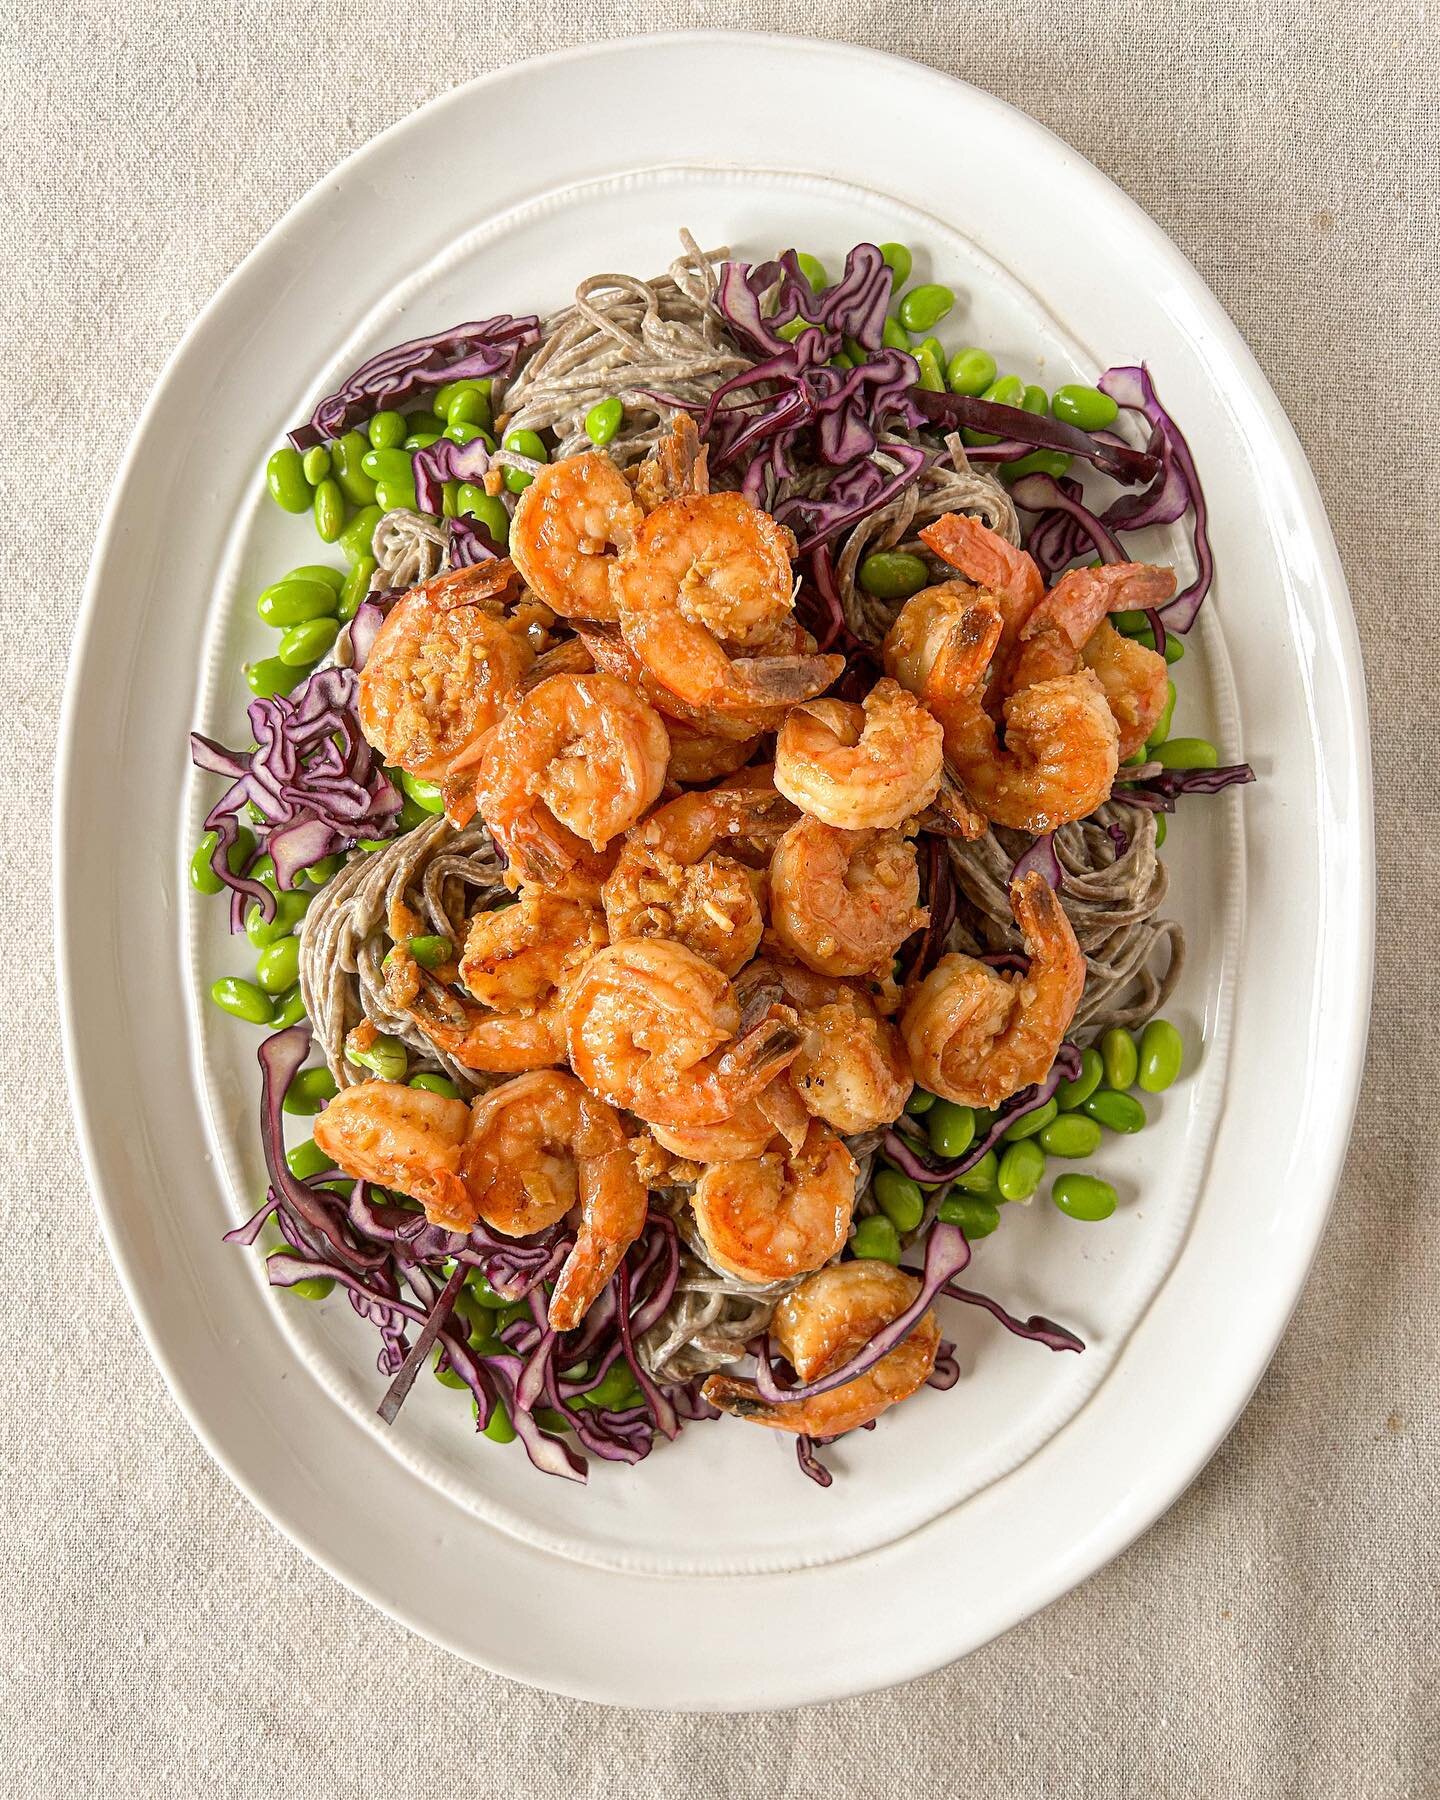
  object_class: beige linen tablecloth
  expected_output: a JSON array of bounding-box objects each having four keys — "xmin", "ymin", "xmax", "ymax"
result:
[{"xmin": 6, "ymin": 6, "xmax": 1435, "ymax": 1793}]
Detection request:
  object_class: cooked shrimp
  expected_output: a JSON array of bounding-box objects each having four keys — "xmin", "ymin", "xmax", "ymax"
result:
[
  {"xmin": 632, "ymin": 413, "xmax": 709, "ymax": 509},
  {"xmin": 773, "ymin": 677, "xmax": 943, "ymax": 830},
  {"xmin": 312, "ymin": 1080, "xmax": 473, "ymax": 1229},
  {"xmin": 474, "ymin": 672, "xmax": 669, "ymax": 891},
  {"xmin": 578, "ymin": 620, "xmax": 795, "ymax": 742},
  {"xmin": 613, "ymin": 492, "xmax": 843, "ymax": 714},
  {"xmin": 919, "ymin": 512, "xmax": 1043, "ymax": 710},
  {"xmin": 461, "ymin": 1070, "xmax": 646, "ymax": 1330},
  {"xmin": 601, "ymin": 780, "xmax": 797, "ymax": 977},
  {"xmin": 1079, "ymin": 621, "xmax": 1171, "ymax": 761},
  {"xmin": 649, "ymin": 1101, "xmax": 777, "ymax": 1162},
  {"xmin": 690, "ymin": 1119, "xmax": 856, "ymax": 1283},
  {"xmin": 386, "ymin": 956, "xmax": 566, "ymax": 1073},
  {"xmin": 701, "ymin": 1261, "xmax": 939, "ymax": 1435},
  {"xmin": 459, "ymin": 893, "xmax": 606, "ymax": 1014},
  {"xmin": 564, "ymin": 939, "xmax": 802, "ymax": 1127},
  {"xmin": 768, "ymin": 816, "xmax": 926, "ymax": 982},
  {"xmin": 508, "ymin": 451, "xmax": 642, "ymax": 622},
  {"xmin": 901, "ymin": 868, "xmax": 1084, "ymax": 1106},
  {"xmin": 664, "ymin": 720, "xmax": 760, "ymax": 786},
  {"xmin": 357, "ymin": 562, "xmax": 533, "ymax": 780}
]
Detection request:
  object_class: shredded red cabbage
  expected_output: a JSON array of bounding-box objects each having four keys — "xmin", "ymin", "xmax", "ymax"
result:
[
  {"xmin": 1010, "ymin": 831, "xmax": 1062, "ymax": 890},
  {"xmin": 1123, "ymin": 763, "xmax": 1257, "ymax": 810},
  {"xmin": 1011, "ymin": 472, "xmax": 1125, "ymax": 577},
  {"xmin": 412, "ymin": 436, "xmax": 494, "ymax": 515},
  {"xmin": 446, "ymin": 517, "xmax": 502, "ymax": 569},
  {"xmin": 910, "ymin": 389, "xmax": 1160, "ymax": 486},
  {"xmin": 883, "ymin": 1044, "xmax": 1084, "ymax": 1186}
]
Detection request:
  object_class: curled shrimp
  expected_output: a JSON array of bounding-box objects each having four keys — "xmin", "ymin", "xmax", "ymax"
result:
[
  {"xmin": 357, "ymin": 561, "xmax": 533, "ymax": 780},
  {"xmin": 632, "ymin": 413, "xmax": 709, "ymax": 509},
  {"xmin": 459, "ymin": 893, "xmax": 607, "ymax": 1014},
  {"xmin": 578, "ymin": 619, "xmax": 795, "ymax": 742},
  {"xmin": 461, "ymin": 1070, "xmax": 646, "ymax": 1330},
  {"xmin": 702, "ymin": 1262, "xmax": 939, "ymax": 1435},
  {"xmin": 601, "ymin": 777, "xmax": 797, "ymax": 976},
  {"xmin": 768, "ymin": 815, "xmax": 926, "ymax": 982},
  {"xmin": 919, "ymin": 512, "xmax": 1043, "ymax": 711},
  {"xmin": 887, "ymin": 591, "xmax": 1119, "ymax": 833},
  {"xmin": 385, "ymin": 954, "xmax": 564, "ymax": 1073},
  {"xmin": 508, "ymin": 450, "xmax": 643, "ymax": 622},
  {"xmin": 564, "ymin": 939, "xmax": 802, "ymax": 1127},
  {"xmin": 664, "ymin": 720, "xmax": 761, "ymax": 786},
  {"xmin": 901, "ymin": 868, "xmax": 1084, "ymax": 1106},
  {"xmin": 689, "ymin": 1119, "xmax": 857, "ymax": 1284},
  {"xmin": 649, "ymin": 1101, "xmax": 778, "ymax": 1163},
  {"xmin": 473, "ymin": 672, "xmax": 670, "ymax": 893},
  {"xmin": 313, "ymin": 1080, "xmax": 473, "ymax": 1229},
  {"xmin": 773, "ymin": 677, "xmax": 944, "ymax": 830},
  {"xmin": 613, "ymin": 492, "xmax": 843, "ymax": 714}
]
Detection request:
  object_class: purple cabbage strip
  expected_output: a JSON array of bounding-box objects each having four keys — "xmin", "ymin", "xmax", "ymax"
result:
[
  {"xmin": 926, "ymin": 1340, "xmax": 962, "ymax": 1391},
  {"xmin": 376, "ymin": 1262, "xmax": 468, "ymax": 1425},
  {"xmin": 446, "ymin": 517, "xmax": 502, "ymax": 569},
  {"xmin": 1123, "ymin": 763, "xmax": 1257, "ymax": 811},
  {"xmin": 882, "ymin": 1044, "xmax": 1084, "ymax": 1186},
  {"xmin": 940, "ymin": 1284, "xmax": 1085, "ymax": 1354},
  {"xmin": 412, "ymin": 435, "xmax": 493, "ymax": 515},
  {"xmin": 1010, "ymin": 831, "xmax": 1063, "ymax": 890},
  {"xmin": 910, "ymin": 389, "xmax": 1159, "ymax": 485},
  {"xmin": 1010, "ymin": 472, "xmax": 1126, "ymax": 573},
  {"xmin": 341, "ymin": 599, "xmax": 390, "ymax": 673},
  {"xmin": 795, "ymin": 1435, "xmax": 834, "ymax": 1488}
]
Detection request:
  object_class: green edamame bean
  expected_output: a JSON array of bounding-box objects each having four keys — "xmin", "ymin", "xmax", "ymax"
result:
[
  {"xmin": 482, "ymin": 1400, "xmax": 518, "ymax": 1443},
  {"xmin": 269, "ymin": 1246, "xmax": 335, "ymax": 1300},
  {"xmin": 398, "ymin": 793, "xmax": 434, "ymax": 833},
  {"xmin": 775, "ymin": 317, "xmax": 815, "ymax": 343},
  {"xmin": 331, "ymin": 431, "xmax": 377, "ymax": 506},
  {"xmin": 874, "ymin": 1169, "xmax": 924, "ymax": 1234},
  {"xmin": 277, "ymin": 617, "xmax": 339, "ymax": 668},
  {"xmin": 1002, "ymin": 1098, "xmax": 1057, "ymax": 1142},
  {"xmin": 1081, "ymin": 1089, "xmax": 1147, "ymax": 1133},
  {"xmin": 454, "ymin": 482, "xmax": 492, "ymax": 520},
  {"xmin": 339, "ymin": 555, "xmax": 376, "ymax": 621},
  {"xmin": 349, "ymin": 1033, "xmax": 407, "ymax": 1080},
  {"xmin": 1001, "ymin": 449, "xmax": 1073, "ymax": 481},
  {"xmin": 858, "ymin": 551, "xmax": 930, "ymax": 601},
  {"xmin": 913, "ymin": 341, "xmax": 946, "ymax": 392},
  {"xmin": 973, "ymin": 1107, "xmax": 997, "ymax": 1133},
  {"xmin": 337, "ymin": 504, "xmax": 383, "ymax": 565},
  {"xmin": 266, "ymin": 447, "xmax": 313, "ymax": 514},
  {"xmin": 964, "ymin": 374, "xmax": 1024, "ymax": 447},
  {"xmin": 493, "ymin": 1300, "xmax": 530, "ymax": 1330},
  {"xmin": 256, "ymin": 935, "xmax": 301, "ymax": 994},
  {"xmin": 502, "ymin": 428, "xmax": 549, "ymax": 494},
  {"xmin": 954, "ymin": 1149, "xmax": 999, "ymax": 1194},
  {"xmin": 937, "ymin": 1192, "xmax": 1000, "ymax": 1237},
  {"xmin": 435, "ymin": 377, "xmax": 492, "ymax": 418},
  {"xmin": 283, "ymin": 1065, "xmax": 339, "ymax": 1116},
  {"xmin": 1147, "ymin": 679, "xmax": 1177, "ymax": 750},
  {"xmin": 850, "ymin": 1215, "xmax": 901, "ymax": 1264},
  {"xmin": 1021, "ymin": 384, "xmax": 1048, "ymax": 415},
  {"xmin": 585, "ymin": 397, "xmax": 623, "ymax": 446},
  {"xmin": 443, "ymin": 386, "xmax": 492, "ymax": 431},
  {"xmin": 465, "ymin": 493, "xmax": 510, "ymax": 545},
  {"xmin": 407, "ymin": 410, "xmax": 444, "ymax": 437},
  {"xmin": 1051, "ymin": 384, "xmax": 1120, "ymax": 431},
  {"xmin": 831, "ymin": 352, "xmax": 854, "ymax": 371},
  {"xmin": 882, "ymin": 316, "xmax": 911, "ymax": 352},
  {"xmin": 359, "ymin": 447, "xmax": 415, "ymax": 486},
  {"xmin": 947, "ymin": 347, "xmax": 998, "ymax": 396},
  {"xmin": 433, "ymin": 1351, "xmax": 469, "ymax": 1390},
  {"xmin": 244, "ymin": 888, "xmax": 309, "ymax": 948},
  {"xmin": 1100, "ymin": 1025, "xmax": 1139, "ymax": 1091},
  {"xmin": 190, "ymin": 825, "xmax": 255, "ymax": 894},
  {"xmin": 878, "ymin": 242, "xmax": 912, "ymax": 286},
  {"xmin": 443, "ymin": 420, "xmax": 495, "ymax": 449},
  {"xmin": 1155, "ymin": 737, "xmax": 1218, "ymax": 771},
  {"xmin": 793, "ymin": 251, "xmax": 828, "ymax": 290},
  {"xmin": 843, "ymin": 336, "xmax": 868, "ymax": 365},
  {"xmin": 312, "ymin": 478, "xmax": 345, "ymax": 543},
  {"xmin": 1138, "ymin": 1017, "xmax": 1184, "ymax": 1092},
  {"xmin": 441, "ymin": 480, "xmax": 460, "ymax": 518},
  {"xmin": 285, "ymin": 563, "xmax": 344, "ymax": 591},
  {"xmin": 301, "ymin": 853, "xmax": 344, "ymax": 888},
  {"xmin": 375, "ymin": 474, "xmax": 418, "ymax": 513},
  {"xmin": 904, "ymin": 1088, "xmax": 936, "ymax": 1116},
  {"xmin": 271, "ymin": 986, "xmax": 307, "ymax": 1028},
  {"xmin": 1038, "ymin": 1114, "xmax": 1102, "ymax": 1158},
  {"xmin": 582, "ymin": 1363, "xmax": 642, "ymax": 1410},
  {"xmin": 927, "ymin": 1100, "xmax": 975, "ymax": 1160},
  {"xmin": 998, "ymin": 1138, "xmax": 1046, "ymax": 1202},
  {"xmin": 367, "ymin": 411, "xmax": 407, "ymax": 450},
  {"xmin": 409, "ymin": 935, "xmax": 453, "ymax": 970},
  {"xmin": 244, "ymin": 657, "xmax": 296, "ymax": 700},
  {"xmin": 1113, "ymin": 609, "xmax": 1150, "ymax": 635},
  {"xmin": 404, "ymin": 432, "xmax": 440, "ymax": 451},
  {"xmin": 399, "ymin": 770, "xmax": 444, "ymax": 814},
  {"xmin": 257, "ymin": 577, "xmax": 338, "ymax": 628},
  {"xmin": 249, "ymin": 855, "xmax": 278, "ymax": 893},
  {"xmin": 1052, "ymin": 1173, "xmax": 1117, "ymax": 1221},
  {"xmin": 897, "ymin": 284, "xmax": 955, "ymax": 333},
  {"xmin": 1057, "ymin": 1046, "xmax": 1103, "ymax": 1110},
  {"xmin": 286, "ymin": 1138, "xmax": 336, "ymax": 1180},
  {"xmin": 210, "ymin": 977, "xmax": 273, "ymax": 1025},
  {"xmin": 410, "ymin": 1072, "xmax": 462, "ymax": 1099},
  {"xmin": 301, "ymin": 445, "xmax": 331, "ymax": 484},
  {"xmin": 1132, "ymin": 629, "xmax": 1186, "ymax": 663},
  {"xmin": 1154, "ymin": 814, "xmax": 1168, "ymax": 848}
]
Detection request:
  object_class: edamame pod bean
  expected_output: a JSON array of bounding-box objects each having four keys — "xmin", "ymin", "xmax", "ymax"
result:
[
  {"xmin": 301, "ymin": 445, "xmax": 331, "ymax": 484},
  {"xmin": 409, "ymin": 935, "xmax": 453, "ymax": 970},
  {"xmin": 283, "ymin": 1066, "xmax": 338, "ymax": 1116},
  {"xmin": 1057, "ymin": 1046, "xmax": 1103, "ymax": 1110},
  {"xmin": 793, "ymin": 252, "xmax": 828, "ymax": 290},
  {"xmin": 1138, "ymin": 1017, "xmax": 1184, "ymax": 1092},
  {"xmin": 257, "ymin": 577, "xmax": 337, "ymax": 628},
  {"xmin": 465, "ymin": 493, "xmax": 510, "ymax": 546},
  {"xmin": 946, "ymin": 346, "xmax": 998, "ymax": 396},
  {"xmin": 1146, "ymin": 679, "xmax": 1177, "ymax": 750},
  {"xmin": 375, "ymin": 474, "xmax": 418, "ymax": 513},
  {"xmin": 210, "ymin": 977, "xmax": 273, "ymax": 1025},
  {"xmin": 1051, "ymin": 384, "xmax": 1120, "ymax": 431},
  {"xmin": 1154, "ymin": 815, "xmax": 1168, "ymax": 848},
  {"xmin": 874, "ymin": 1169, "xmax": 924, "ymax": 1234},
  {"xmin": 997, "ymin": 1138, "xmax": 1046, "ymax": 1202},
  {"xmin": 244, "ymin": 888, "xmax": 309, "ymax": 948},
  {"xmin": 1002, "ymin": 449, "xmax": 1073, "ymax": 481},
  {"xmin": 359, "ymin": 446, "xmax": 415, "ymax": 486},
  {"xmin": 858, "ymin": 550, "xmax": 930, "ymax": 600},
  {"xmin": 312, "ymin": 478, "xmax": 345, "ymax": 543},
  {"xmin": 435, "ymin": 377, "xmax": 492, "ymax": 419},
  {"xmin": 269, "ymin": 1246, "xmax": 335, "ymax": 1300},
  {"xmin": 349, "ymin": 1033, "xmax": 408, "ymax": 1081},
  {"xmin": 582, "ymin": 1363, "xmax": 643, "ymax": 1410},
  {"xmin": 1132, "ymin": 629, "xmax": 1185, "ymax": 663},
  {"xmin": 443, "ymin": 420, "xmax": 495, "ymax": 449},
  {"xmin": 1038, "ymin": 1114, "xmax": 1102, "ymax": 1158},
  {"xmin": 331, "ymin": 431, "xmax": 377, "ymax": 505},
  {"xmin": 271, "ymin": 986, "xmax": 307, "ymax": 1028},
  {"xmin": 433, "ymin": 1352, "xmax": 469, "ymax": 1390},
  {"xmin": 455, "ymin": 481, "xmax": 492, "ymax": 520},
  {"xmin": 904, "ymin": 1088, "xmax": 936, "ymax": 1116},
  {"xmin": 339, "ymin": 554, "xmax": 376, "ymax": 621},
  {"xmin": 585, "ymin": 397, "xmax": 623, "ymax": 446},
  {"xmin": 400, "ymin": 770, "xmax": 444, "ymax": 814},
  {"xmin": 882, "ymin": 316, "xmax": 911, "ymax": 352},
  {"xmin": 964, "ymin": 375, "xmax": 1024, "ymax": 446},
  {"xmin": 277, "ymin": 617, "xmax": 339, "ymax": 668},
  {"xmin": 954, "ymin": 1149, "xmax": 999, "ymax": 1193},
  {"xmin": 404, "ymin": 432, "xmax": 440, "ymax": 451},
  {"xmin": 1081, "ymin": 1089, "xmax": 1147, "ymax": 1133},
  {"xmin": 256, "ymin": 935, "xmax": 301, "ymax": 994},
  {"xmin": 285, "ymin": 563, "xmax": 344, "ymax": 591},
  {"xmin": 502, "ymin": 428, "xmax": 549, "ymax": 494},
  {"xmin": 878, "ymin": 242, "xmax": 912, "ymax": 286},
  {"xmin": 244, "ymin": 657, "xmax": 296, "ymax": 700},
  {"xmin": 850, "ymin": 1215, "xmax": 901, "ymax": 1264},
  {"xmin": 367, "ymin": 411, "xmax": 407, "ymax": 449},
  {"xmin": 1021, "ymin": 384, "xmax": 1048, "ymax": 415},
  {"xmin": 286, "ymin": 1138, "xmax": 336, "ymax": 1180},
  {"xmin": 937, "ymin": 1192, "xmax": 1000, "ymax": 1237},
  {"xmin": 1155, "ymin": 737, "xmax": 1218, "ymax": 771},
  {"xmin": 913, "ymin": 342, "xmax": 946, "ymax": 392},
  {"xmin": 1002, "ymin": 1098, "xmax": 1057, "ymax": 1141},
  {"xmin": 927, "ymin": 1100, "xmax": 975, "ymax": 1160},
  {"xmin": 410, "ymin": 1072, "xmax": 462, "ymax": 1099},
  {"xmin": 1099, "ymin": 1026, "xmax": 1139, "ymax": 1091},
  {"xmin": 1052, "ymin": 1173, "xmax": 1118, "ymax": 1221},
  {"xmin": 301, "ymin": 853, "xmax": 344, "ymax": 887},
  {"xmin": 444, "ymin": 386, "xmax": 492, "ymax": 431},
  {"xmin": 337, "ymin": 504, "xmax": 383, "ymax": 564},
  {"xmin": 266, "ymin": 447, "xmax": 313, "ymax": 513},
  {"xmin": 190, "ymin": 825, "xmax": 255, "ymax": 894},
  {"xmin": 482, "ymin": 1400, "xmax": 518, "ymax": 1443},
  {"xmin": 897, "ymin": 284, "xmax": 955, "ymax": 333}
]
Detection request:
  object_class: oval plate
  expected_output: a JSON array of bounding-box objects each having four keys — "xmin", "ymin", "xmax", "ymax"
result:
[{"xmin": 57, "ymin": 34, "xmax": 1372, "ymax": 1707}]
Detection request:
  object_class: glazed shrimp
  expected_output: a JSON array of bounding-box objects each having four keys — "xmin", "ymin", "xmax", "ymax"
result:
[
  {"xmin": 459, "ymin": 892, "xmax": 607, "ymax": 1014},
  {"xmin": 357, "ymin": 561, "xmax": 534, "ymax": 780},
  {"xmin": 508, "ymin": 451, "xmax": 643, "ymax": 622},
  {"xmin": 461, "ymin": 1070, "xmax": 646, "ymax": 1330},
  {"xmin": 1080, "ymin": 621, "xmax": 1172, "ymax": 761},
  {"xmin": 385, "ymin": 956, "xmax": 565, "ymax": 1074},
  {"xmin": 632, "ymin": 412, "xmax": 709, "ymax": 510},
  {"xmin": 473, "ymin": 672, "xmax": 669, "ymax": 894},
  {"xmin": 774, "ymin": 677, "xmax": 944, "ymax": 830},
  {"xmin": 312, "ymin": 1080, "xmax": 473, "ymax": 1229},
  {"xmin": 701, "ymin": 1262, "xmax": 940, "ymax": 1436},
  {"xmin": 769, "ymin": 816, "xmax": 927, "ymax": 982},
  {"xmin": 919, "ymin": 512, "xmax": 1043, "ymax": 710},
  {"xmin": 664, "ymin": 719, "xmax": 761, "ymax": 786},
  {"xmin": 690, "ymin": 1119, "xmax": 857, "ymax": 1283},
  {"xmin": 613, "ymin": 493, "xmax": 843, "ymax": 714},
  {"xmin": 900, "ymin": 869, "xmax": 1085, "ymax": 1106},
  {"xmin": 564, "ymin": 939, "xmax": 802, "ymax": 1127},
  {"xmin": 601, "ymin": 779, "xmax": 797, "ymax": 976},
  {"xmin": 649, "ymin": 1101, "xmax": 777, "ymax": 1163},
  {"xmin": 578, "ymin": 620, "xmax": 795, "ymax": 742}
]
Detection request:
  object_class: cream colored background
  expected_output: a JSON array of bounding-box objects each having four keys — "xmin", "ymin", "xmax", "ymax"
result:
[{"xmin": 8, "ymin": 7, "xmax": 1436, "ymax": 1794}]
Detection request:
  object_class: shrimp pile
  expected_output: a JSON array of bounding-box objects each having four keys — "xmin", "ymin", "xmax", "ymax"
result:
[{"xmin": 329, "ymin": 429, "xmax": 1172, "ymax": 1438}]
